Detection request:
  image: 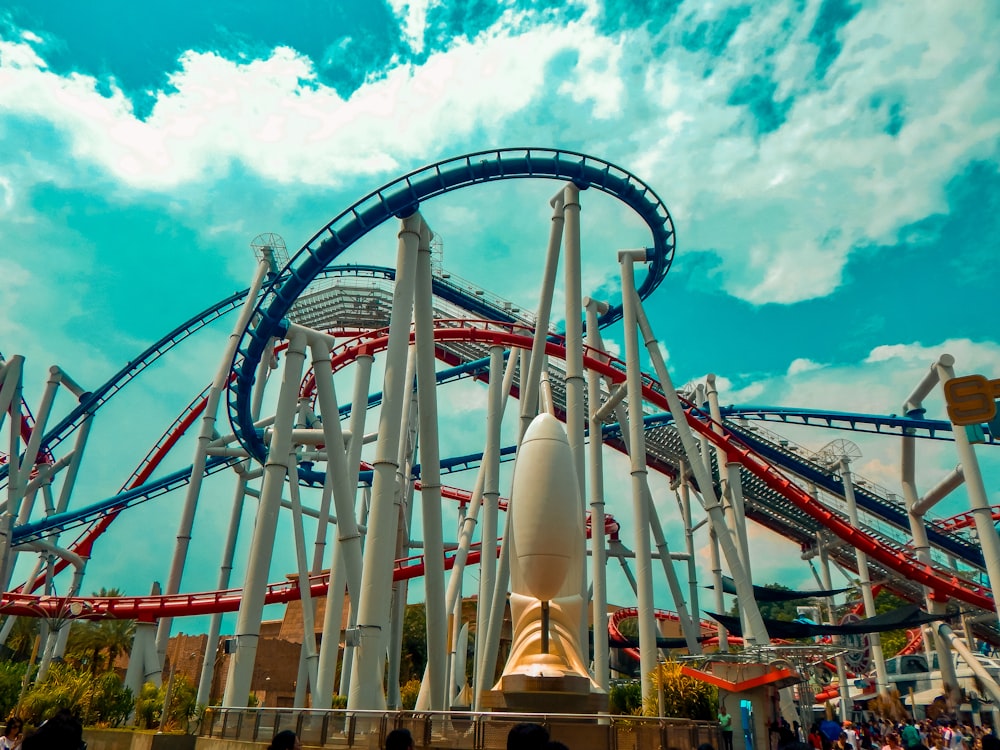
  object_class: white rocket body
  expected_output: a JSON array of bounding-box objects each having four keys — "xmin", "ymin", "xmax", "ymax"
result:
[{"xmin": 510, "ymin": 413, "xmax": 583, "ymax": 601}]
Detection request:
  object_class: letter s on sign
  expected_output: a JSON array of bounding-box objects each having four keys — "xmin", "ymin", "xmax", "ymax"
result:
[{"xmin": 944, "ymin": 375, "xmax": 998, "ymax": 426}]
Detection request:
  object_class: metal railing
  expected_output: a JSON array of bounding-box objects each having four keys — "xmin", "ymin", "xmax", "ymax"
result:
[{"xmin": 199, "ymin": 707, "xmax": 721, "ymax": 750}]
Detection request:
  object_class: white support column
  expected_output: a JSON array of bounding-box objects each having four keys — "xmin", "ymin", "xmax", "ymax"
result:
[
  {"xmin": 562, "ymin": 184, "xmax": 590, "ymax": 661},
  {"xmin": 900, "ymin": 360, "xmax": 961, "ymax": 692},
  {"xmin": 709, "ymin": 524, "xmax": 728, "ymax": 652},
  {"xmin": 387, "ymin": 344, "xmax": 419, "ymax": 710},
  {"xmin": 474, "ymin": 345, "xmax": 505, "ymax": 706},
  {"xmin": 840, "ymin": 459, "xmax": 887, "ymax": 694},
  {"xmin": 518, "ymin": 190, "xmax": 565, "ymax": 439},
  {"xmin": 285, "ymin": 450, "xmax": 320, "ymax": 704},
  {"xmin": 316, "ymin": 351, "xmax": 374, "ymax": 702},
  {"xmin": 585, "ymin": 297, "xmax": 610, "ymax": 691},
  {"xmin": 677, "ymin": 472, "xmax": 700, "ymax": 632},
  {"xmin": 0, "ymin": 356, "xmax": 24, "ymax": 593},
  {"xmin": 197, "ymin": 464, "xmax": 253, "ymax": 706},
  {"xmin": 619, "ymin": 250, "xmax": 660, "ymax": 704},
  {"xmin": 815, "ymin": 528, "xmax": 849, "ymax": 723},
  {"xmin": 626, "ymin": 263, "xmax": 769, "ymax": 646},
  {"xmin": 414, "ymin": 221, "xmax": 448, "ymax": 711},
  {"xmin": 157, "ymin": 255, "xmax": 273, "ymax": 663},
  {"xmin": 338, "ymin": 487, "xmax": 370, "ymax": 698},
  {"xmin": 915, "ymin": 466, "xmax": 964, "ymax": 515},
  {"xmin": 644, "ymin": 485, "xmax": 701, "ymax": 652},
  {"xmin": 563, "ymin": 184, "xmax": 586, "ymax": 499},
  {"xmin": 936, "ymin": 355, "xmax": 1000, "ymax": 626},
  {"xmin": 310, "ymin": 339, "xmax": 365, "ymax": 607},
  {"xmin": 347, "ymin": 214, "xmax": 421, "ymax": 711},
  {"xmin": 223, "ymin": 330, "xmax": 307, "ymax": 706},
  {"xmin": 706, "ymin": 376, "xmax": 752, "ymax": 577}
]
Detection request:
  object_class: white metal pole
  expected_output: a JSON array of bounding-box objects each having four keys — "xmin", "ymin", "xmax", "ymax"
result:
[
  {"xmin": 414, "ymin": 221, "xmax": 448, "ymax": 709},
  {"xmin": 562, "ymin": 183, "xmax": 592, "ymax": 657},
  {"xmin": 900, "ymin": 362, "xmax": 962, "ymax": 687},
  {"xmin": 936, "ymin": 355, "xmax": 1000, "ymax": 626},
  {"xmin": 644, "ymin": 485, "xmax": 701, "ymax": 652},
  {"xmin": 619, "ymin": 250, "xmax": 660, "ymax": 705},
  {"xmin": 627, "ymin": 266, "xmax": 770, "ymax": 645},
  {"xmin": 0, "ymin": 356, "xmax": 25, "ymax": 593},
  {"xmin": 317, "ymin": 351, "xmax": 375, "ymax": 700},
  {"xmin": 678, "ymin": 472, "xmax": 701, "ymax": 636},
  {"xmin": 585, "ymin": 297, "xmax": 611, "ymax": 691},
  {"xmin": 705, "ymin": 375, "xmax": 752, "ymax": 575},
  {"xmin": 386, "ymin": 345, "xmax": 418, "ymax": 710},
  {"xmin": 197, "ymin": 464, "xmax": 253, "ymax": 705},
  {"xmin": 347, "ymin": 214, "xmax": 421, "ymax": 710},
  {"xmin": 222, "ymin": 329, "xmax": 307, "ymax": 706},
  {"xmin": 309, "ymin": 336, "xmax": 365, "ymax": 604},
  {"xmin": 563, "ymin": 184, "xmax": 586, "ymax": 500},
  {"xmin": 338, "ymin": 486, "xmax": 370, "ymax": 697},
  {"xmin": 285, "ymin": 449, "xmax": 320, "ymax": 703},
  {"xmin": 815, "ymin": 529, "xmax": 850, "ymax": 723},
  {"xmin": 709, "ymin": 524, "xmax": 728, "ymax": 652},
  {"xmin": 840, "ymin": 458, "xmax": 887, "ymax": 694},
  {"xmin": 518, "ymin": 190, "xmax": 565, "ymax": 439},
  {"xmin": 473, "ymin": 345, "xmax": 505, "ymax": 705},
  {"xmin": 157, "ymin": 255, "xmax": 273, "ymax": 663}
]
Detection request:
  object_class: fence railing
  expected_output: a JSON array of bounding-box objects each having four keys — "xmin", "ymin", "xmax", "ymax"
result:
[{"xmin": 199, "ymin": 707, "xmax": 722, "ymax": 750}]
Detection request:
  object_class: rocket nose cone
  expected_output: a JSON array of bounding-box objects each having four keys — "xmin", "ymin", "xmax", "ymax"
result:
[{"xmin": 522, "ymin": 412, "xmax": 568, "ymax": 445}]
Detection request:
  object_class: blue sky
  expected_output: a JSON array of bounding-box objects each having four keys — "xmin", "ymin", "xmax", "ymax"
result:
[{"xmin": 1, "ymin": 0, "xmax": 999, "ymax": 633}]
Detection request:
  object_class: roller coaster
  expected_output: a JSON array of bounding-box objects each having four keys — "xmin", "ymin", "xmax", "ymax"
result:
[{"xmin": 1, "ymin": 148, "xmax": 997, "ymax": 717}]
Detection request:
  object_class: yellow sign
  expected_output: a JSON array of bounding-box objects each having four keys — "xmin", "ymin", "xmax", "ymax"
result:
[{"xmin": 944, "ymin": 375, "xmax": 1000, "ymax": 426}]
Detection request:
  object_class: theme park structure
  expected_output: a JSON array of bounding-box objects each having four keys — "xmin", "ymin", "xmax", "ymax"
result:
[{"xmin": 1, "ymin": 149, "xmax": 998, "ymax": 726}]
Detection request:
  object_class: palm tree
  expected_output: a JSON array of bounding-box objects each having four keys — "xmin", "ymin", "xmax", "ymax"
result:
[{"xmin": 65, "ymin": 588, "xmax": 136, "ymax": 673}]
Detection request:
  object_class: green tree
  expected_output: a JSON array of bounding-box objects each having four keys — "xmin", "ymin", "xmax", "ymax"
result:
[
  {"xmin": 18, "ymin": 662, "xmax": 133, "ymax": 726},
  {"xmin": 1, "ymin": 617, "xmax": 40, "ymax": 662},
  {"xmin": 874, "ymin": 589, "xmax": 911, "ymax": 658},
  {"xmin": 0, "ymin": 661, "xmax": 27, "ymax": 717},
  {"xmin": 65, "ymin": 588, "xmax": 136, "ymax": 674},
  {"xmin": 729, "ymin": 583, "xmax": 813, "ymax": 622},
  {"xmin": 400, "ymin": 604, "xmax": 427, "ymax": 683},
  {"xmin": 609, "ymin": 680, "xmax": 643, "ymax": 715}
]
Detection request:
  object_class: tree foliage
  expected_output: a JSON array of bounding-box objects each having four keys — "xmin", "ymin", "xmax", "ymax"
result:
[
  {"xmin": 0, "ymin": 661, "xmax": 27, "ymax": 718},
  {"xmin": 644, "ymin": 661, "xmax": 718, "ymax": 720},
  {"xmin": 0, "ymin": 617, "xmax": 40, "ymax": 662},
  {"xmin": 873, "ymin": 590, "xmax": 910, "ymax": 658},
  {"xmin": 64, "ymin": 589, "xmax": 136, "ymax": 674},
  {"xmin": 134, "ymin": 675, "xmax": 198, "ymax": 731},
  {"xmin": 729, "ymin": 583, "xmax": 814, "ymax": 622},
  {"xmin": 609, "ymin": 680, "xmax": 644, "ymax": 715},
  {"xmin": 19, "ymin": 662, "xmax": 132, "ymax": 727},
  {"xmin": 401, "ymin": 604, "xmax": 428, "ymax": 684},
  {"xmin": 399, "ymin": 678, "xmax": 421, "ymax": 710}
]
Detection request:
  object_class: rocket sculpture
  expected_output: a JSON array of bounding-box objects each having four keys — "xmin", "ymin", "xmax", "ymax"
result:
[{"xmin": 484, "ymin": 413, "xmax": 606, "ymax": 712}]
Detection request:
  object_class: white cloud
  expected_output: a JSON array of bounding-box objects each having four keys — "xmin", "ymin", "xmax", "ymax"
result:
[
  {"xmin": 0, "ymin": 176, "xmax": 12, "ymax": 211},
  {"xmin": 0, "ymin": 21, "xmax": 623, "ymax": 192},
  {"xmin": 386, "ymin": 0, "xmax": 434, "ymax": 54},
  {"xmin": 865, "ymin": 339, "xmax": 1000, "ymax": 375},
  {"xmin": 787, "ymin": 357, "xmax": 823, "ymax": 376},
  {"xmin": 630, "ymin": 0, "xmax": 1000, "ymax": 304}
]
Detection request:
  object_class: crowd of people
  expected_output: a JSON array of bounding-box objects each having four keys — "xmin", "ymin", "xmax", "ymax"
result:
[{"xmin": 797, "ymin": 717, "xmax": 1000, "ymax": 750}]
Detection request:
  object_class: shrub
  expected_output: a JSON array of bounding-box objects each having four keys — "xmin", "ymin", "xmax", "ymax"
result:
[
  {"xmin": 399, "ymin": 678, "xmax": 421, "ymax": 710},
  {"xmin": 134, "ymin": 682, "xmax": 162, "ymax": 729},
  {"xmin": 609, "ymin": 680, "xmax": 644, "ymax": 715},
  {"xmin": 0, "ymin": 661, "xmax": 27, "ymax": 718},
  {"xmin": 18, "ymin": 663, "xmax": 132, "ymax": 726},
  {"xmin": 644, "ymin": 661, "xmax": 717, "ymax": 720}
]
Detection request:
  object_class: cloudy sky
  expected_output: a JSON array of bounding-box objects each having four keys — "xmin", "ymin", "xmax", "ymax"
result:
[{"xmin": 1, "ymin": 0, "xmax": 998, "ymax": 633}]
